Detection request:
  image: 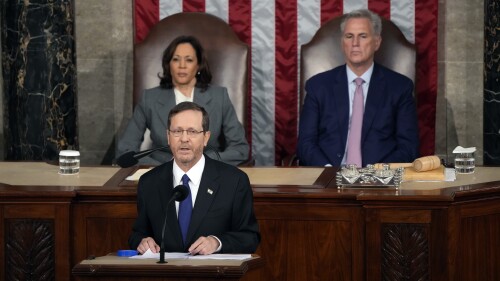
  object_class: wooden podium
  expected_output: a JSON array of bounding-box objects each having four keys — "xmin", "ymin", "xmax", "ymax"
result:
[
  {"xmin": 3, "ymin": 162, "xmax": 500, "ymax": 280},
  {"xmin": 72, "ymin": 254, "xmax": 263, "ymax": 281}
]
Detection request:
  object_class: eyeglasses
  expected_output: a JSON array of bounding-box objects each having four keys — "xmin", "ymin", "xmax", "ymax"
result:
[{"xmin": 168, "ymin": 129, "xmax": 205, "ymax": 137}]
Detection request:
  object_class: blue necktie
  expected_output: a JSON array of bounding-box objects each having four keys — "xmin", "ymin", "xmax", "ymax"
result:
[{"xmin": 178, "ymin": 174, "xmax": 192, "ymax": 245}]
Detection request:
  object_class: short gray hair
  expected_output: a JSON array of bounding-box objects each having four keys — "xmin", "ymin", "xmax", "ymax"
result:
[{"xmin": 340, "ymin": 9, "xmax": 382, "ymax": 36}]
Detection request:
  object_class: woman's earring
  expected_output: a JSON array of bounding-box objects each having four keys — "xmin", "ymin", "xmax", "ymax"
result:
[{"xmin": 197, "ymin": 71, "xmax": 200, "ymax": 75}]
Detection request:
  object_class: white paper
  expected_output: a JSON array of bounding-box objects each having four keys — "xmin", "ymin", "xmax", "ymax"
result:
[
  {"xmin": 445, "ymin": 168, "xmax": 456, "ymax": 181},
  {"xmin": 130, "ymin": 249, "xmax": 189, "ymax": 259},
  {"xmin": 452, "ymin": 146, "xmax": 476, "ymax": 154},
  {"xmin": 125, "ymin": 168, "xmax": 152, "ymax": 181},
  {"xmin": 189, "ymin": 254, "xmax": 252, "ymax": 260},
  {"xmin": 129, "ymin": 248, "xmax": 251, "ymax": 260}
]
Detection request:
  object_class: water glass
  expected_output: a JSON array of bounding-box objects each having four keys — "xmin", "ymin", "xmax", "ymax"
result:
[
  {"xmin": 454, "ymin": 152, "xmax": 475, "ymax": 174},
  {"xmin": 59, "ymin": 150, "xmax": 80, "ymax": 175}
]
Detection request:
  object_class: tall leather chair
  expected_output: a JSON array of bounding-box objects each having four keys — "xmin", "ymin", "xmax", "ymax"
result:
[
  {"xmin": 300, "ymin": 17, "xmax": 416, "ymax": 109},
  {"xmin": 134, "ymin": 12, "xmax": 249, "ymax": 149},
  {"xmin": 286, "ymin": 16, "xmax": 416, "ymax": 166}
]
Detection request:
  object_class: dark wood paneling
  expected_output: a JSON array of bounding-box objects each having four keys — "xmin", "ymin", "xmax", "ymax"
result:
[
  {"xmin": 287, "ymin": 220, "xmax": 353, "ymax": 281},
  {"xmin": 254, "ymin": 201, "xmax": 364, "ymax": 281},
  {"xmin": 254, "ymin": 220, "xmax": 287, "ymax": 280},
  {"xmin": 457, "ymin": 200, "xmax": 500, "ymax": 281},
  {"xmin": 3, "ymin": 167, "xmax": 500, "ymax": 280},
  {"xmin": 72, "ymin": 203, "xmax": 137, "ymax": 266},
  {"xmin": 6, "ymin": 219, "xmax": 55, "ymax": 281},
  {"xmin": 1, "ymin": 203, "xmax": 70, "ymax": 281},
  {"xmin": 381, "ymin": 223, "xmax": 429, "ymax": 281},
  {"xmin": 0, "ymin": 207, "xmax": 3, "ymax": 281},
  {"xmin": 366, "ymin": 208, "xmax": 433, "ymax": 281}
]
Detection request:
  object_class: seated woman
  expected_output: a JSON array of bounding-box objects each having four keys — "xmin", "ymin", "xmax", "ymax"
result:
[{"xmin": 117, "ymin": 35, "xmax": 249, "ymax": 166}]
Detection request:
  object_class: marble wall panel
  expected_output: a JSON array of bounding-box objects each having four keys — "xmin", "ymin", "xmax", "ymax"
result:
[
  {"xmin": 444, "ymin": 0, "xmax": 484, "ymax": 62},
  {"xmin": 1, "ymin": 0, "xmax": 77, "ymax": 161},
  {"xmin": 444, "ymin": 62, "xmax": 483, "ymax": 163},
  {"xmin": 434, "ymin": 60, "xmax": 448, "ymax": 162},
  {"xmin": 0, "ymin": 38, "xmax": 3, "ymax": 160},
  {"xmin": 74, "ymin": 0, "xmax": 132, "ymax": 164},
  {"xmin": 435, "ymin": 0, "xmax": 447, "ymax": 162},
  {"xmin": 484, "ymin": 0, "xmax": 500, "ymax": 164},
  {"xmin": 438, "ymin": 0, "xmax": 484, "ymax": 165}
]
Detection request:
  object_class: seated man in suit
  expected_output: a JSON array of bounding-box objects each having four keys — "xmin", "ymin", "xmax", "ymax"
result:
[
  {"xmin": 129, "ymin": 101, "xmax": 260, "ymax": 255},
  {"xmin": 297, "ymin": 9, "xmax": 419, "ymax": 167}
]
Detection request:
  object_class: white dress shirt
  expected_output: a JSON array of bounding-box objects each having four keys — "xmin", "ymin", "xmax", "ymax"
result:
[
  {"xmin": 173, "ymin": 155, "xmax": 204, "ymax": 211},
  {"xmin": 174, "ymin": 87, "xmax": 194, "ymax": 104},
  {"xmin": 172, "ymin": 155, "xmax": 222, "ymax": 251}
]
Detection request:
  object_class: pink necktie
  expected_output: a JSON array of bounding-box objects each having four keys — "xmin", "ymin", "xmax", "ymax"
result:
[{"xmin": 346, "ymin": 78, "xmax": 364, "ymax": 167}]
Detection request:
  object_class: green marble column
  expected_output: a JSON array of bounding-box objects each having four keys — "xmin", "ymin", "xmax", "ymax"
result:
[
  {"xmin": 484, "ymin": 0, "xmax": 500, "ymax": 164},
  {"xmin": 1, "ymin": 0, "xmax": 77, "ymax": 161}
]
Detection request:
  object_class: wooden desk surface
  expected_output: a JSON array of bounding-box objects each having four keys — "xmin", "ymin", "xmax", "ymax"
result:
[
  {"xmin": 2, "ymin": 162, "xmax": 500, "ymax": 197},
  {"xmin": 76, "ymin": 253, "xmax": 260, "ymax": 267},
  {"xmin": 0, "ymin": 162, "xmax": 120, "ymax": 186},
  {"xmin": 73, "ymin": 254, "xmax": 263, "ymax": 280}
]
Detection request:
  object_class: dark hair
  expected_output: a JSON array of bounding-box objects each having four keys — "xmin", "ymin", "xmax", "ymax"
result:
[
  {"xmin": 159, "ymin": 35, "xmax": 212, "ymax": 91},
  {"xmin": 168, "ymin": 101, "xmax": 210, "ymax": 132}
]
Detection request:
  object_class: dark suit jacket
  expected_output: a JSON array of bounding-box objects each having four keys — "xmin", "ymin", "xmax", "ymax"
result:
[
  {"xmin": 117, "ymin": 85, "xmax": 249, "ymax": 166},
  {"xmin": 128, "ymin": 156, "xmax": 260, "ymax": 253},
  {"xmin": 297, "ymin": 63, "xmax": 419, "ymax": 166}
]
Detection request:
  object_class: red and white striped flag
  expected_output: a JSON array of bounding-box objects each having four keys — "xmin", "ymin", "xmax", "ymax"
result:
[{"xmin": 134, "ymin": 0, "xmax": 437, "ymax": 166}]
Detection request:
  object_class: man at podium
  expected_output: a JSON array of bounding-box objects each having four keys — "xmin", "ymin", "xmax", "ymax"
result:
[{"xmin": 129, "ymin": 102, "xmax": 260, "ymax": 255}]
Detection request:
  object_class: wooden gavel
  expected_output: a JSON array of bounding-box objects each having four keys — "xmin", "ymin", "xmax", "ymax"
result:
[{"xmin": 374, "ymin": 155, "xmax": 441, "ymax": 172}]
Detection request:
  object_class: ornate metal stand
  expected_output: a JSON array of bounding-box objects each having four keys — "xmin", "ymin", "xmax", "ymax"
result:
[{"xmin": 336, "ymin": 164, "xmax": 404, "ymax": 188}]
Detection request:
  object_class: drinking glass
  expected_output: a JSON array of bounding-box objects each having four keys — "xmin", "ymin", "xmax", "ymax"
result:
[
  {"xmin": 454, "ymin": 152, "xmax": 475, "ymax": 174},
  {"xmin": 59, "ymin": 150, "xmax": 80, "ymax": 175}
]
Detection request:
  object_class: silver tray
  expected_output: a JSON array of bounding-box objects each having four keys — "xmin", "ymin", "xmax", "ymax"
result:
[{"xmin": 336, "ymin": 164, "xmax": 404, "ymax": 189}]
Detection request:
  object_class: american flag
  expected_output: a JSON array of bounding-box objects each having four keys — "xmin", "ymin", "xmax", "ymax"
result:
[{"xmin": 134, "ymin": 0, "xmax": 437, "ymax": 166}]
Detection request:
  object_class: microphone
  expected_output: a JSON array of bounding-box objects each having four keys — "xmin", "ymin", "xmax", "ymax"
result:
[
  {"xmin": 116, "ymin": 145, "xmax": 170, "ymax": 168},
  {"xmin": 158, "ymin": 184, "xmax": 189, "ymax": 264},
  {"xmin": 117, "ymin": 144, "xmax": 221, "ymax": 168}
]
